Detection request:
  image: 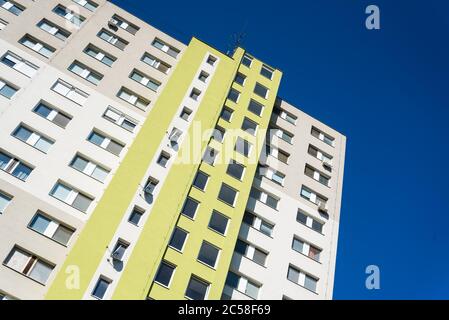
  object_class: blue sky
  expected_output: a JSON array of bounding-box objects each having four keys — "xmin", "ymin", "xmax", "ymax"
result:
[{"xmin": 111, "ymin": 0, "xmax": 449, "ymax": 299}]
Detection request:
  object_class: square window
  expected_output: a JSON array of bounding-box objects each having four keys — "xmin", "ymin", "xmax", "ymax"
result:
[
  {"xmin": 241, "ymin": 118, "xmax": 258, "ymax": 135},
  {"xmin": 242, "ymin": 54, "xmax": 252, "ymax": 67},
  {"xmin": 92, "ymin": 277, "xmax": 111, "ymax": 299},
  {"xmin": 111, "ymin": 240, "xmax": 128, "ymax": 261},
  {"xmin": 181, "ymin": 197, "xmax": 199, "ymax": 219},
  {"xmin": 154, "ymin": 261, "xmax": 175, "ymax": 287},
  {"xmin": 169, "ymin": 227, "xmax": 188, "ymax": 251},
  {"xmin": 234, "ymin": 137, "xmax": 252, "ymax": 157},
  {"xmin": 190, "ymin": 88, "xmax": 201, "ymax": 101},
  {"xmin": 234, "ymin": 73, "xmax": 246, "ymax": 86},
  {"xmin": 206, "ymin": 55, "xmax": 217, "ymax": 66},
  {"xmin": 260, "ymin": 65, "xmax": 274, "ymax": 79},
  {"xmin": 220, "ymin": 107, "xmax": 233, "ymax": 122},
  {"xmin": 227, "ymin": 88, "xmax": 240, "ymax": 103},
  {"xmin": 198, "ymin": 71, "xmax": 209, "ymax": 82},
  {"xmin": 193, "ymin": 171, "xmax": 209, "ymax": 191},
  {"xmin": 197, "ymin": 241, "xmax": 220, "ymax": 268},
  {"xmin": 254, "ymin": 83, "xmax": 268, "ymax": 98},
  {"xmin": 252, "ymin": 248, "xmax": 267, "ymax": 266},
  {"xmin": 208, "ymin": 211, "xmax": 229, "ymax": 235},
  {"xmin": 157, "ymin": 152, "xmax": 170, "ymax": 167},
  {"xmin": 129, "ymin": 207, "xmax": 144, "ymax": 225},
  {"xmin": 202, "ymin": 147, "xmax": 218, "ymax": 166},
  {"xmin": 185, "ymin": 276, "xmax": 209, "ymax": 300},
  {"xmin": 287, "ymin": 266, "xmax": 300, "ymax": 284},
  {"xmin": 218, "ymin": 183, "xmax": 237, "ymax": 206},
  {"xmin": 180, "ymin": 107, "xmax": 192, "ymax": 121},
  {"xmin": 304, "ymin": 274, "xmax": 318, "ymax": 292},
  {"xmin": 226, "ymin": 160, "xmax": 245, "ymax": 180},
  {"xmin": 213, "ymin": 126, "xmax": 225, "ymax": 143}
]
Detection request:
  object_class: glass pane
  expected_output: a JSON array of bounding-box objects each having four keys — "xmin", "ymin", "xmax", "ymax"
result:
[
  {"xmin": 0, "ymin": 152, "xmax": 12, "ymax": 170},
  {"xmin": 193, "ymin": 172, "xmax": 208, "ymax": 190},
  {"xmin": 12, "ymin": 163, "xmax": 32, "ymax": 181},
  {"xmin": 88, "ymin": 132, "xmax": 104, "ymax": 145},
  {"xmin": 92, "ymin": 166, "xmax": 109, "ymax": 182},
  {"xmin": 106, "ymin": 140, "xmax": 123, "ymax": 156},
  {"xmin": 14, "ymin": 126, "xmax": 32, "ymax": 142},
  {"xmin": 52, "ymin": 225, "xmax": 73, "ymax": 245},
  {"xmin": 252, "ymin": 249, "xmax": 267, "ymax": 266},
  {"xmin": 182, "ymin": 198, "xmax": 198, "ymax": 219},
  {"xmin": 297, "ymin": 211, "xmax": 308, "ymax": 224},
  {"xmin": 312, "ymin": 220, "xmax": 323, "ymax": 233},
  {"xmin": 5, "ymin": 248, "xmax": 30, "ymax": 271},
  {"xmin": 30, "ymin": 214, "xmax": 51, "ymax": 234},
  {"xmin": 197, "ymin": 242, "xmax": 219, "ymax": 267},
  {"xmin": 51, "ymin": 183, "xmax": 71, "ymax": 201},
  {"xmin": 34, "ymin": 137, "xmax": 53, "ymax": 153},
  {"xmin": 208, "ymin": 211, "xmax": 228, "ymax": 235},
  {"xmin": 92, "ymin": 278, "xmax": 109, "ymax": 299},
  {"xmin": 245, "ymin": 281, "xmax": 259, "ymax": 299},
  {"xmin": 287, "ymin": 267, "xmax": 300, "ymax": 283},
  {"xmin": 169, "ymin": 228, "xmax": 187, "ymax": 251},
  {"xmin": 185, "ymin": 277, "xmax": 208, "ymax": 300},
  {"xmin": 234, "ymin": 240, "xmax": 247, "ymax": 255},
  {"xmin": 304, "ymin": 275, "xmax": 317, "ymax": 292},
  {"xmin": 72, "ymin": 193, "xmax": 92, "ymax": 212},
  {"xmin": 225, "ymin": 272, "xmax": 240, "ymax": 289},
  {"xmin": 155, "ymin": 262, "xmax": 175, "ymax": 287},
  {"xmin": 53, "ymin": 113, "xmax": 71, "ymax": 128},
  {"xmin": 218, "ymin": 184, "xmax": 237, "ymax": 206},
  {"xmin": 260, "ymin": 221, "xmax": 273, "ymax": 236},
  {"xmin": 35, "ymin": 103, "xmax": 52, "ymax": 118},
  {"xmin": 29, "ymin": 260, "xmax": 53, "ymax": 284},
  {"xmin": 0, "ymin": 192, "xmax": 11, "ymax": 213},
  {"xmin": 71, "ymin": 156, "xmax": 88, "ymax": 172},
  {"xmin": 292, "ymin": 238, "xmax": 304, "ymax": 253},
  {"xmin": 129, "ymin": 209, "xmax": 143, "ymax": 225}
]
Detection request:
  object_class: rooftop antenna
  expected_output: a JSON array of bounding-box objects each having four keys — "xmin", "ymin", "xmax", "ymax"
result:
[{"xmin": 227, "ymin": 21, "xmax": 248, "ymax": 55}]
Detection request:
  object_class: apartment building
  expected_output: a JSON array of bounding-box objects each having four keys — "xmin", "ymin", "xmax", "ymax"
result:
[{"xmin": 0, "ymin": 0, "xmax": 345, "ymax": 300}]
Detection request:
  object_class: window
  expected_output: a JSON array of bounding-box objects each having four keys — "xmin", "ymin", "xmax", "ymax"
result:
[
  {"xmin": 190, "ymin": 88, "xmax": 201, "ymax": 101},
  {"xmin": 288, "ymin": 265, "xmax": 318, "ymax": 292},
  {"xmin": 250, "ymin": 187, "xmax": 279, "ymax": 210},
  {"xmin": 218, "ymin": 183, "xmax": 238, "ymax": 206},
  {"xmin": 254, "ymin": 83, "xmax": 268, "ymax": 99},
  {"xmin": 51, "ymin": 79, "xmax": 89, "ymax": 105},
  {"xmin": 260, "ymin": 65, "xmax": 274, "ymax": 79},
  {"xmin": 311, "ymin": 127, "xmax": 335, "ymax": 146},
  {"xmin": 234, "ymin": 72, "xmax": 246, "ymax": 86},
  {"xmin": 300, "ymin": 185, "xmax": 328, "ymax": 209},
  {"xmin": 198, "ymin": 241, "xmax": 220, "ymax": 268},
  {"xmin": 33, "ymin": 102, "xmax": 71, "ymax": 128},
  {"xmin": 29, "ymin": 212, "xmax": 74, "ymax": 246},
  {"xmin": 110, "ymin": 15, "xmax": 139, "ymax": 35},
  {"xmin": 181, "ymin": 197, "xmax": 199, "ymax": 219},
  {"xmin": 305, "ymin": 165, "xmax": 330, "ymax": 186},
  {"xmin": 308, "ymin": 145, "xmax": 333, "ymax": 170},
  {"xmin": 180, "ymin": 107, "xmax": 192, "ymax": 121},
  {"xmin": 169, "ymin": 227, "xmax": 188, "ymax": 251},
  {"xmin": 50, "ymin": 182, "xmax": 93, "ymax": 213},
  {"xmin": 0, "ymin": 0, "xmax": 24, "ymax": 15},
  {"xmin": 206, "ymin": 55, "xmax": 217, "ymax": 66},
  {"xmin": 53, "ymin": 5, "xmax": 85, "ymax": 27},
  {"xmin": 241, "ymin": 117, "xmax": 258, "ymax": 135},
  {"xmin": 19, "ymin": 35, "xmax": 55, "ymax": 58},
  {"xmin": 37, "ymin": 19, "xmax": 71, "ymax": 41},
  {"xmin": 118, "ymin": 87, "xmax": 150, "ymax": 109},
  {"xmin": 220, "ymin": 106, "xmax": 233, "ymax": 122},
  {"xmin": 274, "ymin": 107, "xmax": 297, "ymax": 125},
  {"xmin": 0, "ymin": 151, "xmax": 33, "ymax": 181},
  {"xmin": 69, "ymin": 61, "xmax": 103, "ymax": 85},
  {"xmin": 88, "ymin": 131, "xmax": 124, "ymax": 156},
  {"xmin": 1, "ymin": 51, "xmax": 38, "ymax": 77},
  {"xmin": 242, "ymin": 211, "xmax": 273, "ymax": 236},
  {"xmin": 273, "ymin": 127, "xmax": 293, "ymax": 143},
  {"xmin": 258, "ymin": 166, "xmax": 285, "ymax": 185},
  {"xmin": 267, "ymin": 145, "xmax": 289, "ymax": 163},
  {"xmin": 70, "ymin": 154, "xmax": 110, "ymax": 182},
  {"xmin": 152, "ymin": 39, "xmax": 180, "ymax": 58},
  {"xmin": 242, "ymin": 54, "xmax": 252, "ymax": 67},
  {"xmin": 0, "ymin": 79, "xmax": 18, "ymax": 99},
  {"xmin": 225, "ymin": 272, "xmax": 259, "ymax": 299},
  {"xmin": 13, "ymin": 125, "xmax": 54, "ymax": 153},
  {"xmin": 73, "ymin": 0, "xmax": 97, "ymax": 11},
  {"xmin": 208, "ymin": 211, "xmax": 229, "ymax": 235},
  {"xmin": 157, "ymin": 152, "xmax": 170, "ymax": 167},
  {"xmin": 144, "ymin": 177, "xmax": 158, "ymax": 195},
  {"xmin": 198, "ymin": 71, "xmax": 209, "ymax": 82},
  {"xmin": 0, "ymin": 18, "xmax": 8, "ymax": 30},
  {"xmin": 4, "ymin": 247, "xmax": 54, "ymax": 284},
  {"xmin": 297, "ymin": 211, "xmax": 324, "ymax": 233},
  {"xmin": 103, "ymin": 106, "xmax": 138, "ymax": 132},
  {"xmin": 235, "ymin": 137, "xmax": 252, "ymax": 157},
  {"xmin": 202, "ymin": 146, "xmax": 218, "ymax": 166},
  {"xmin": 213, "ymin": 126, "xmax": 225, "ymax": 143},
  {"xmin": 168, "ymin": 128, "xmax": 182, "ymax": 145},
  {"xmin": 253, "ymin": 248, "xmax": 268, "ymax": 266},
  {"xmin": 271, "ymin": 171, "xmax": 285, "ymax": 185},
  {"xmin": 193, "ymin": 171, "xmax": 209, "ymax": 191},
  {"xmin": 235, "ymin": 239, "xmax": 267, "ymax": 266},
  {"xmin": 141, "ymin": 53, "xmax": 171, "ymax": 73},
  {"xmin": 0, "ymin": 191, "xmax": 12, "ymax": 214},
  {"xmin": 154, "ymin": 261, "xmax": 175, "ymax": 287},
  {"xmin": 92, "ymin": 277, "xmax": 110, "ymax": 299},
  {"xmin": 227, "ymin": 88, "xmax": 240, "ymax": 103},
  {"xmin": 98, "ymin": 29, "xmax": 128, "ymax": 50},
  {"xmin": 128, "ymin": 207, "xmax": 144, "ymax": 226},
  {"xmin": 84, "ymin": 45, "xmax": 116, "ymax": 66},
  {"xmin": 248, "ymin": 99, "xmax": 264, "ymax": 116},
  {"xmin": 292, "ymin": 237, "xmax": 321, "ymax": 262},
  {"xmin": 130, "ymin": 69, "xmax": 161, "ymax": 91},
  {"xmin": 227, "ymin": 160, "xmax": 245, "ymax": 180},
  {"xmin": 111, "ymin": 240, "xmax": 128, "ymax": 261},
  {"xmin": 185, "ymin": 276, "xmax": 209, "ymax": 300}
]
